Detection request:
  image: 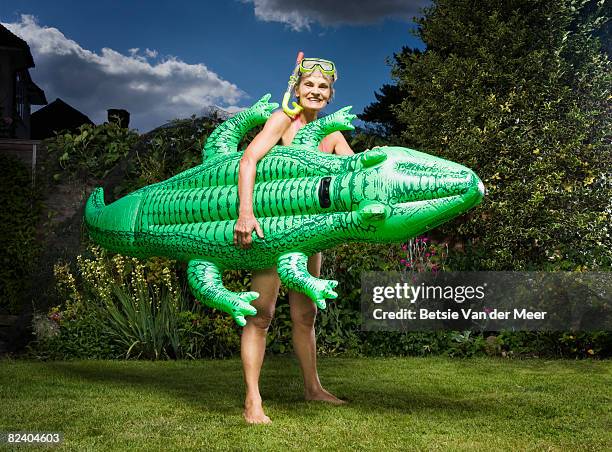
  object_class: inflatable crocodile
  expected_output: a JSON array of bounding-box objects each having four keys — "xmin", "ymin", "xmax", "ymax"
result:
[{"xmin": 85, "ymin": 94, "xmax": 485, "ymax": 326}]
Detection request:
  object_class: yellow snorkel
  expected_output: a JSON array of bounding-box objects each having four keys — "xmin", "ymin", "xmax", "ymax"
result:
[{"xmin": 282, "ymin": 51, "xmax": 304, "ymax": 118}]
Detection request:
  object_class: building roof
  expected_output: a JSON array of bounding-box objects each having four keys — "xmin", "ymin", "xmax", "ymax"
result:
[
  {"xmin": 31, "ymin": 98, "xmax": 93, "ymax": 140},
  {"xmin": 0, "ymin": 23, "xmax": 47, "ymax": 105},
  {"xmin": 0, "ymin": 24, "xmax": 35, "ymax": 70}
]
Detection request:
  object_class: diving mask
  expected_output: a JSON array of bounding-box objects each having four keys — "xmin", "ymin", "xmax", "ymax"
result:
[{"xmin": 299, "ymin": 58, "xmax": 337, "ymax": 80}]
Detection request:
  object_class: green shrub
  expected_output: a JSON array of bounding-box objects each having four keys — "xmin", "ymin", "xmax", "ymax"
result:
[
  {"xmin": 28, "ymin": 310, "xmax": 120, "ymax": 360},
  {"xmin": 130, "ymin": 117, "xmax": 214, "ymax": 185},
  {"xmin": 45, "ymin": 122, "xmax": 139, "ymax": 182},
  {"xmin": 0, "ymin": 155, "xmax": 42, "ymax": 314},
  {"xmin": 27, "ymin": 245, "xmax": 243, "ymax": 360},
  {"xmin": 362, "ymin": 0, "xmax": 611, "ymax": 271}
]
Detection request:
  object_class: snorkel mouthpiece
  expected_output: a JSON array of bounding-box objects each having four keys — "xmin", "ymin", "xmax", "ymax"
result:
[{"xmin": 282, "ymin": 51, "xmax": 305, "ymax": 118}]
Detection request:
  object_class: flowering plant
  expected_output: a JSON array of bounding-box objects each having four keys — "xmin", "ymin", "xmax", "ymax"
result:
[{"xmin": 398, "ymin": 236, "xmax": 449, "ymax": 274}]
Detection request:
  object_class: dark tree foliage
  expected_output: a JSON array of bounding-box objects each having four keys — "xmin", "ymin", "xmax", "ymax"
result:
[
  {"xmin": 359, "ymin": 82, "xmax": 406, "ymax": 137},
  {"xmin": 358, "ymin": 47, "xmax": 419, "ymax": 137},
  {"xmin": 364, "ymin": 0, "xmax": 611, "ymax": 270}
]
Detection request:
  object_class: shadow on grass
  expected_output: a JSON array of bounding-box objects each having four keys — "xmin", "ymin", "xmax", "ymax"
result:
[
  {"xmin": 43, "ymin": 361, "xmax": 247, "ymax": 415},
  {"xmin": 40, "ymin": 357, "xmax": 497, "ymax": 419}
]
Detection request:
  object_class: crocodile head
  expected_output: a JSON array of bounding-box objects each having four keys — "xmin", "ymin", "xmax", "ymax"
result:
[{"xmin": 336, "ymin": 146, "xmax": 485, "ymax": 242}]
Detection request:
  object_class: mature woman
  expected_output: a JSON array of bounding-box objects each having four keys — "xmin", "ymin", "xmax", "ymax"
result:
[{"xmin": 233, "ymin": 58, "xmax": 354, "ymax": 424}]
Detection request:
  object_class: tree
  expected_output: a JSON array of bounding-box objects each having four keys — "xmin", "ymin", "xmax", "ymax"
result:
[
  {"xmin": 358, "ymin": 47, "xmax": 418, "ymax": 138},
  {"xmin": 364, "ymin": 0, "xmax": 611, "ymax": 270}
]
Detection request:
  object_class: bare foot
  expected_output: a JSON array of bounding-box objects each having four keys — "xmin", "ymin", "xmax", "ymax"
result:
[
  {"xmin": 304, "ymin": 387, "xmax": 346, "ymax": 405},
  {"xmin": 243, "ymin": 397, "xmax": 272, "ymax": 424}
]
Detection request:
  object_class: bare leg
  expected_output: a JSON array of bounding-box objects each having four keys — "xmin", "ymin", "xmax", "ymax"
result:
[
  {"xmin": 289, "ymin": 253, "xmax": 345, "ymax": 404},
  {"xmin": 241, "ymin": 267, "xmax": 280, "ymax": 424}
]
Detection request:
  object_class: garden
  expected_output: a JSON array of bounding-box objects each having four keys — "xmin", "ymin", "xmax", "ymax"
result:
[{"xmin": 1, "ymin": 0, "xmax": 610, "ymax": 450}]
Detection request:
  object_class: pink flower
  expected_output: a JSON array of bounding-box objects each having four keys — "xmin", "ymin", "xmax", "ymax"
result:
[
  {"xmin": 425, "ymin": 253, "xmax": 431, "ymax": 258},
  {"xmin": 423, "ymin": 237, "xmax": 429, "ymax": 243},
  {"xmin": 49, "ymin": 312, "xmax": 61, "ymax": 323},
  {"xmin": 405, "ymin": 262, "xmax": 411, "ymax": 267},
  {"xmin": 401, "ymin": 244, "xmax": 408, "ymax": 251},
  {"xmin": 400, "ymin": 259, "xmax": 406, "ymax": 264}
]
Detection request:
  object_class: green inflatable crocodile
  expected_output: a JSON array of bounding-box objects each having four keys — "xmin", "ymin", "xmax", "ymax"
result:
[{"xmin": 85, "ymin": 94, "xmax": 484, "ymax": 326}]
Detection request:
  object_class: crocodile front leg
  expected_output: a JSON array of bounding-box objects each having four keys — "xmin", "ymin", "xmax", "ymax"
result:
[
  {"xmin": 277, "ymin": 252, "xmax": 338, "ymax": 309},
  {"xmin": 187, "ymin": 260, "xmax": 258, "ymax": 326}
]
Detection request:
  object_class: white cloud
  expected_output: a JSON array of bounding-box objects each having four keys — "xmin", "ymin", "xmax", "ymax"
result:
[
  {"xmin": 242, "ymin": 0, "xmax": 429, "ymax": 31},
  {"xmin": 144, "ymin": 48, "xmax": 158, "ymax": 59},
  {"xmin": 3, "ymin": 15, "xmax": 245, "ymax": 131},
  {"xmin": 223, "ymin": 105, "xmax": 246, "ymax": 114}
]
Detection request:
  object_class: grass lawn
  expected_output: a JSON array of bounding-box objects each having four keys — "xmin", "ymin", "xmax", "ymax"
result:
[{"xmin": 0, "ymin": 356, "xmax": 610, "ymax": 451}]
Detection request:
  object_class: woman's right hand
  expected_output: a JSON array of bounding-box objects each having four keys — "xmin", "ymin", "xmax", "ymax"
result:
[{"xmin": 234, "ymin": 214, "xmax": 265, "ymax": 249}]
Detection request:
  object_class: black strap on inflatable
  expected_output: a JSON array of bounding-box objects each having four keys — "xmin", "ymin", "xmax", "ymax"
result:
[{"xmin": 318, "ymin": 177, "xmax": 331, "ymax": 208}]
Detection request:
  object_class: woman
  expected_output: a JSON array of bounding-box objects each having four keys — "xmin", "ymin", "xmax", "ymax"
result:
[{"xmin": 233, "ymin": 58, "xmax": 354, "ymax": 424}]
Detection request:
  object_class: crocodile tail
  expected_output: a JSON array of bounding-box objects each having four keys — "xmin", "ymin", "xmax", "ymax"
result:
[
  {"xmin": 84, "ymin": 187, "xmax": 143, "ymax": 255},
  {"xmin": 85, "ymin": 187, "xmax": 106, "ymax": 226}
]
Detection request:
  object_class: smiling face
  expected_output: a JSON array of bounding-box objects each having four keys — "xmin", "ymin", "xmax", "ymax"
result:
[{"xmin": 295, "ymin": 70, "xmax": 334, "ymax": 111}]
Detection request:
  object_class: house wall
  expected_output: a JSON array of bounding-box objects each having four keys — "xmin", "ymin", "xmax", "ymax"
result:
[
  {"xmin": 13, "ymin": 70, "xmax": 30, "ymax": 139},
  {"xmin": 14, "ymin": 112, "xmax": 30, "ymax": 139},
  {"xmin": 0, "ymin": 51, "xmax": 32, "ymax": 139},
  {"xmin": 0, "ymin": 49, "xmax": 15, "ymax": 135}
]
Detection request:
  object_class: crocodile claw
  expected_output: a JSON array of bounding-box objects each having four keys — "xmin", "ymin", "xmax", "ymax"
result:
[
  {"xmin": 309, "ymin": 279, "xmax": 338, "ymax": 310},
  {"xmin": 360, "ymin": 149, "xmax": 387, "ymax": 168},
  {"xmin": 277, "ymin": 252, "xmax": 340, "ymax": 311},
  {"xmin": 187, "ymin": 260, "xmax": 259, "ymax": 327},
  {"xmin": 330, "ymin": 106, "xmax": 356, "ymax": 130},
  {"xmin": 358, "ymin": 203, "xmax": 388, "ymax": 221},
  {"xmin": 230, "ymin": 291, "xmax": 259, "ymax": 326},
  {"xmin": 255, "ymin": 94, "xmax": 279, "ymax": 117}
]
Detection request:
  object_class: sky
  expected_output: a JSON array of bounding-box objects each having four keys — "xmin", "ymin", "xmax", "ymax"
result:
[{"xmin": 1, "ymin": 0, "xmax": 428, "ymax": 132}]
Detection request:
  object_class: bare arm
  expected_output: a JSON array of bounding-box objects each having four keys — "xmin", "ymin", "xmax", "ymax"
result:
[
  {"xmin": 234, "ymin": 111, "xmax": 291, "ymax": 249},
  {"xmin": 331, "ymin": 131, "xmax": 354, "ymax": 156}
]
